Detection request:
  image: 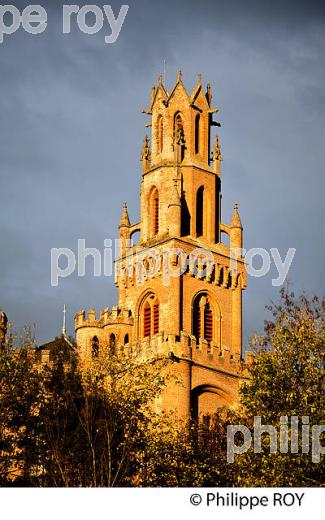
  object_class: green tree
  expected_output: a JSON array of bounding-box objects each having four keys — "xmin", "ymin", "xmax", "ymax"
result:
[
  {"xmin": 236, "ymin": 289, "xmax": 325, "ymax": 486},
  {"xmin": 0, "ymin": 326, "xmax": 43, "ymax": 485}
]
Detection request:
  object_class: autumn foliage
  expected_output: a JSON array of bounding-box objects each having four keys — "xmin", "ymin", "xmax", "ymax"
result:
[{"xmin": 0, "ymin": 289, "xmax": 324, "ymax": 486}]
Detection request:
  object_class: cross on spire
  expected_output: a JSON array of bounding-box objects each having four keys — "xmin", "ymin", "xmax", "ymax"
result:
[{"xmin": 62, "ymin": 304, "xmax": 67, "ymax": 337}]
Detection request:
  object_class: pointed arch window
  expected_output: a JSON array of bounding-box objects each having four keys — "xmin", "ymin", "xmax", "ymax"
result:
[
  {"xmin": 143, "ymin": 302, "xmax": 151, "ymax": 337},
  {"xmin": 195, "ymin": 114, "xmax": 200, "ymax": 154},
  {"xmin": 192, "ymin": 293, "xmax": 214, "ymax": 343},
  {"xmin": 204, "ymin": 303, "xmax": 213, "ymax": 342},
  {"xmin": 124, "ymin": 334, "xmax": 129, "ymax": 345},
  {"xmin": 196, "ymin": 186, "xmax": 204, "ymax": 237},
  {"xmin": 142, "ymin": 294, "xmax": 159, "ymax": 338},
  {"xmin": 92, "ymin": 336, "xmax": 99, "ymax": 358},
  {"xmin": 193, "ymin": 299, "xmax": 201, "ymax": 340},
  {"xmin": 153, "ymin": 302, "xmax": 159, "ymax": 334}
]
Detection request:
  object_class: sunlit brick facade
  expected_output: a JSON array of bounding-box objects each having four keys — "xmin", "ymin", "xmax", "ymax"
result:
[{"xmin": 75, "ymin": 72, "xmax": 247, "ymax": 420}]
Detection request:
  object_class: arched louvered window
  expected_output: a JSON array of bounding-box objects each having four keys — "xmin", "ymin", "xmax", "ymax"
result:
[
  {"xmin": 193, "ymin": 294, "xmax": 214, "ymax": 343},
  {"xmin": 92, "ymin": 336, "xmax": 99, "ymax": 358},
  {"xmin": 109, "ymin": 333, "xmax": 116, "ymax": 355},
  {"xmin": 158, "ymin": 115, "xmax": 163, "ymax": 153},
  {"xmin": 152, "ymin": 189, "xmax": 159, "ymax": 236},
  {"xmin": 195, "ymin": 114, "xmax": 200, "ymax": 154},
  {"xmin": 142, "ymin": 294, "xmax": 159, "ymax": 338},
  {"xmin": 204, "ymin": 303, "xmax": 213, "ymax": 342},
  {"xmin": 143, "ymin": 302, "xmax": 151, "ymax": 337},
  {"xmin": 196, "ymin": 186, "xmax": 204, "ymax": 237},
  {"xmin": 153, "ymin": 302, "xmax": 159, "ymax": 335}
]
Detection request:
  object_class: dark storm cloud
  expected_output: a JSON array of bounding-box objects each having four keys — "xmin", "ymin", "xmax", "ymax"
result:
[{"xmin": 0, "ymin": 0, "xmax": 324, "ymax": 345}]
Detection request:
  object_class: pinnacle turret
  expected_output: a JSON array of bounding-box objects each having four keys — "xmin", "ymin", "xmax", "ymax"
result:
[
  {"xmin": 231, "ymin": 203, "xmax": 243, "ymax": 229},
  {"xmin": 119, "ymin": 202, "xmax": 130, "ymax": 228}
]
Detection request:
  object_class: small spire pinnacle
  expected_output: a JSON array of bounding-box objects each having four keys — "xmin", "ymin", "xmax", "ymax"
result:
[
  {"xmin": 177, "ymin": 69, "xmax": 182, "ymax": 81},
  {"xmin": 158, "ymin": 74, "xmax": 163, "ymax": 86},
  {"xmin": 120, "ymin": 201, "xmax": 130, "ymax": 227},
  {"xmin": 197, "ymin": 73, "xmax": 202, "ymax": 83},
  {"xmin": 141, "ymin": 134, "xmax": 151, "ymax": 161},
  {"xmin": 212, "ymin": 133, "xmax": 223, "ymax": 161},
  {"xmin": 62, "ymin": 304, "xmax": 67, "ymax": 337},
  {"xmin": 231, "ymin": 203, "xmax": 242, "ymax": 229},
  {"xmin": 206, "ymin": 83, "xmax": 212, "ymax": 106},
  {"xmin": 151, "ymin": 84, "xmax": 156, "ymax": 105}
]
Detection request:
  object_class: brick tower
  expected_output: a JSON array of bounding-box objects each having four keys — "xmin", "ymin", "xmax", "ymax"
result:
[{"xmin": 75, "ymin": 72, "xmax": 246, "ymax": 420}]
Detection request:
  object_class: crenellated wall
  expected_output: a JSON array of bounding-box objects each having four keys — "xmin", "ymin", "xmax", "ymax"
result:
[{"xmin": 75, "ymin": 306, "xmax": 134, "ymax": 361}]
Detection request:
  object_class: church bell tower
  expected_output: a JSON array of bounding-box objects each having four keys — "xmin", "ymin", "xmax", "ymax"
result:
[{"xmin": 75, "ymin": 72, "xmax": 247, "ymax": 419}]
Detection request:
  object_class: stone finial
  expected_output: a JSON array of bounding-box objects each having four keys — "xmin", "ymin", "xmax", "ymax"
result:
[
  {"xmin": 231, "ymin": 203, "xmax": 243, "ymax": 229},
  {"xmin": 141, "ymin": 135, "xmax": 151, "ymax": 162},
  {"xmin": 151, "ymin": 84, "xmax": 156, "ymax": 105},
  {"xmin": 206, "ymin": 83, "xmax": 212, "ymax": 106},
  {"xmin": 212, "ymin": 133, "xmax": 223, "ymax": 161},
  {"xmin": 120, "ymin": 201, "xmax": 131, "ymax": 227},
  {"xmin": 177, "ymin": 69, "xmax": 182, "ymax": 81}
]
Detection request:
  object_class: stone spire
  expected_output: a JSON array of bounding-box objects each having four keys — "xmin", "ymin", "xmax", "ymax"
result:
[
  {"xmin": 120, "ymin": 202, "xmax": 130, "ymax": 228},
  {"xmin": 231, "ymin": 203, "xmax": 243, "ymax": 229}
]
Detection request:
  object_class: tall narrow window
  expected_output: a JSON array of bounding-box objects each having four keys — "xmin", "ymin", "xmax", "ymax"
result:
[
  {"xmin": 193, "ymin": 294, "xmax": 214, "ymax": 343},
  {"xmin": 181, "ymin": 195, "xmax": 191, "ymax": 236},
  {"xmin": 204, "ymin": 303, "xmax": 213, "ymax": 342},
  {"xmin": 193, "ymin": 297, "xmax": 201, "ymax": 340},
  {"xmin": 196, "ymin": 186, "xmax": 204, "ymax": 237},
  {"xmin": 158, "ymin": 115, "xmax": 163, "ymax": 153},
  {"xmin": 109, "ymin": 334, "xmax": 116, "ymax": 355},
  {"xmin": 92, "ymin": 336, "xmax": 99, "ymax": 358},
  {"xmin": 144, "ymin": 302, "xmax": 151, "ymax": 337},
  {"xmin": 195, "ymin": 114, "xmax": 200, "ymax": 154},
  {"xmin": 153, "ymin": 190, "xmax": 159, "ymax": 235},
  {"xmin": 153, "ymin": 302, "xmax": 159, "ymax": 334},
  {"xmin": 124, "ymin": 334, "xmax": 129, "ymax": 345},
  {"xmin": 142, "ymin": 294, "xmax": 159, "ymax": 338}
]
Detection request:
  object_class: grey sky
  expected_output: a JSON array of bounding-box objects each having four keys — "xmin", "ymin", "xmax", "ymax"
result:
[{"xmin": 0, "ymin": 0, "xmax": 324, "ymax": 347}]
